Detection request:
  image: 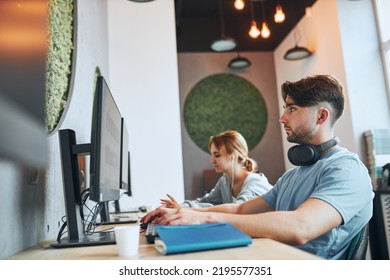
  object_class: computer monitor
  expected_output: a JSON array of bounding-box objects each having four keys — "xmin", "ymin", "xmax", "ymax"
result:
[
  {"xmin": 120, "ymin": 118, "xmax": 129, "ymax": 192},
  {"xmin": 52, "ymin": 76, "xmax": 123, "ymax": 248},
  {"xmin": 107, "ymin": 118, "xmax": 138, "ymax": 222},
  {"xmin": 113, "ymin": 118, "xmax": 133, "ymax": 212},
  {"xmin": 114, "ymin": 118, "xmax": 130, "ymax": 215},
  {"xmin": 89, "ymin": 76, "xmax": 122, "ymax": 203},
  {"xmin": 126, "ymin": 151, "xmax": 132, "ymax": 197},
  {"xmin": 0, "ymin": 0, "xmax": 48, "ymax": 168}
]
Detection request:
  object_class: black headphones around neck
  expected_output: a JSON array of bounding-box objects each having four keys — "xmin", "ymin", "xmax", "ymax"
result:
[{"xmin": 288, "ymin": 137, "xmax": 340, "ymax": 166}]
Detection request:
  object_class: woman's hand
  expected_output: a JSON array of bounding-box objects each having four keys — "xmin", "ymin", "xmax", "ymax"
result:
[{"xmin": 160, "ymin": 194, "xmax": 181, "ymax": 209}]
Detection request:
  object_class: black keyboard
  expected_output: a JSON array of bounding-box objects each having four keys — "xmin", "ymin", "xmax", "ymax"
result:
[{"xmin": 145, "ymin": 223, "xmax": 158, "ymax": 244}]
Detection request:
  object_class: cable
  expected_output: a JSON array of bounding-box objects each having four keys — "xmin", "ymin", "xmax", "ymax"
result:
[
  {"xmin": 87, "ymin": 202, "xmax": 103, "ymax": 234},
  {"xmin": 231, "ymin": 155, "xmax": 235, "ymax": 193},
  {"xmin": 55, "ymin": 187, "xmax": 103, "ymax": 240},
  {"xmin": 70, "ymin": 187, "xmax": 102, "ymax": 235},
  {"xmin": 56, "ymin": 216, "xmax": 68, "ymax": 241}
]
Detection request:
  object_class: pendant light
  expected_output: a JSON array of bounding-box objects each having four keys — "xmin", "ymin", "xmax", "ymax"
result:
[
  {"xmin": 211, "ymin": 0, "xmax": 237, "ymax": 52},
  {"xmin": 260, "ymin": 22, "xmax": 271, "ymax": 39},
  {"xmin": 260, "ymin": 1, "xmax": 271, "ymax": 39},
  {"xmin": 234, "ymin": 0, "xmax": 245, "ymax": 10},
  {"xmin": 284, "ymin": 45, "xmax": 312, "ymax": 60},
  {"xmin": 284, "ymin": 29, "xmax": 312, "ymax": 60},
  {"xmin": 274, "ymin": 1, "xmax": 285, "ymax": 23},
  {"xmin": 228, "ymin": 53, "xmax": 251, "ymax": 69},
  {"xmin": 248, "ymin": 0, "xmax": 260, "ymax": 39}
]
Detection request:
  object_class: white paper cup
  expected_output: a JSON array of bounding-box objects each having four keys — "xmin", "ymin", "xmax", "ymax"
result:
[{"xmin": 114, "ymin": 225, "xmax": 139, "ymax": 257}]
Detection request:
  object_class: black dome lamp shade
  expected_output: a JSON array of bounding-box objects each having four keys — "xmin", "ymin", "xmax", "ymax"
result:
[
  {"xmin": 211, "ymin": 0, "xmax": 237, "ymax": 52},
  {"xmin": 211, "ymin": 36, "xmax": 237, "ymax": 52},
  {"xmin": 284, "ymin": 45, "xmax": 312, "ymax": 60},
  {"xmin": 284, "ymin": 26, "xmax": 313, "ymax": 61},
  {"xmin": 228, "ymin": 53, "xmax": 251, "ymax": 69}
]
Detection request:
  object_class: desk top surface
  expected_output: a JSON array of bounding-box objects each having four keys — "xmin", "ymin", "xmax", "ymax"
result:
[{"xmin": 9, "ymin": 224, "xmax": 321, "ymax": 260}]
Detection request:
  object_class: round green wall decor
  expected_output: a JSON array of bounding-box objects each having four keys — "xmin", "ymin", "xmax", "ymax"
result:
[
  {"xmin": 45, "ymin": 0, "xmax": 75, "ymax": 133},
  {"xmin": 184, "ymin": 73, "xmax": 268, "ymax": 153}
]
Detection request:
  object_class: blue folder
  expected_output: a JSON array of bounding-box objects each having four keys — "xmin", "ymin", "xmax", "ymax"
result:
[{"xmin": 154, "ymin": 223, "xmax": 252, "ymax": 255}]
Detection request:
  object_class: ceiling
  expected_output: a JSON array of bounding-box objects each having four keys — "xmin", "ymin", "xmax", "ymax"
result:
[{"xmin": 174, "ymin": 0, "xmax": 317, "ymax": 53}]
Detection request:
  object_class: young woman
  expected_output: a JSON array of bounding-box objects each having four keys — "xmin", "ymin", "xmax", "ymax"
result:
[{"xmin": 161, "ymin": 130, "xmax": 273, "ymax": 208}]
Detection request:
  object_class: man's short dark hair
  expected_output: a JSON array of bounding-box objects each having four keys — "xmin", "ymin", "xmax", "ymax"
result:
[{"xmin": 281, "ymin": 75, "xmax": 345, "ymax": 124}]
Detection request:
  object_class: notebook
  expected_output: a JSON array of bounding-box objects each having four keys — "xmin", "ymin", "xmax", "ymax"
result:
[{"xmin": 154, "ymin": 223, "xmax": 252, "ymax": 255}]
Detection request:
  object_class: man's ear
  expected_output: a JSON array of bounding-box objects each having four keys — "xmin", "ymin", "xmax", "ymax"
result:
[{"xmin": 316, "ymin": 108, "xmax": 329, "ymax": 124}]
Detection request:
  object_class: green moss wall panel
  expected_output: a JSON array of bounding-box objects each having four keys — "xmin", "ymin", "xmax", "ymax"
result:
[
  {"xmin": 45, "ymin": 0, "xmax": 74, "ymax": 133},
  {"xmin": 184, "ymin": 73, "xmax": 268, "ymax": 152}
]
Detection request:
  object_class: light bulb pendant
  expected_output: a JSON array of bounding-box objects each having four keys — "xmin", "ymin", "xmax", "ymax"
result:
[
  {"xmin": 260, "ymin": 22, "xmax": 271, "ymax": 39},
  {"xmin": 234, "ymin": 0, "xmax": 245, "ymax": 10},
  {"xmin": 249, "ymin": 20, "xmax": 260, "ymax": 39},
  {"xmin": 274, "ymin": 5, "xmax": 285, "ymax": 23}
]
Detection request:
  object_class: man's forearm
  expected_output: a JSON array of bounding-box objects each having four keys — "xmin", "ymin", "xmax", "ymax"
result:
[{"xmin": 192, "ymin": 203, "xmax": 239, "ymax": 213}]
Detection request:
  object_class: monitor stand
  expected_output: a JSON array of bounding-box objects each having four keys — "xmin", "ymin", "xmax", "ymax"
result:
[
  {"xmin": 51, "ymin": 231, "xmax": 116, "ymax": 248},
  {"xmin": 51, "ymin": 129, "xmax": 121, "ymax": 249}
]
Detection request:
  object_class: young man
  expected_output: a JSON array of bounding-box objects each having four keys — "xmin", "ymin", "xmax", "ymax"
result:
[{"xmin": 141, "ymin": 75, "xmax": 374, "ymax": 259}]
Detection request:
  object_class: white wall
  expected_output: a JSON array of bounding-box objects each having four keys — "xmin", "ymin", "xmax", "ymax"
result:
[
  {"xmin": 337, "ymin": 0, "xmax": 390, "ymax": 155},
  {"xmin": 274, "ymin": 0, "xmax": 390, "ymax": 170},
  {"xmin": 108, "ymin": 0, "xmax": 184, "ymax": 208}
]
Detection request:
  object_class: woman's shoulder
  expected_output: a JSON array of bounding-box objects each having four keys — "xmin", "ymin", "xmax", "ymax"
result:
[
  {"xmin": 244, "ymin": 172, "xmax": 273, "ymax": 190},
  {"xmin": 246, "ymin": 172, "xmax": 269, "ymax": 181},
  {"xmin": 215, "ymin": 173, "xmax": 229, "ymax": 186}
]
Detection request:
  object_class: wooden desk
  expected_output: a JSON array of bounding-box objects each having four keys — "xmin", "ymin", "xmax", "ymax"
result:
[{"xmin": 8, "ymin": 224, "xmax": 321, "ymax": 260}]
